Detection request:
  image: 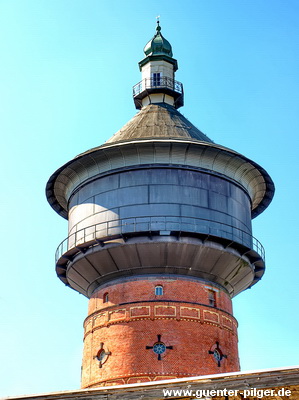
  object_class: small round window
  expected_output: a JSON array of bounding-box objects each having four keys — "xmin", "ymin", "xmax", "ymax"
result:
[
  {"xmin": 96, "ymin": 350, "xmax": 106, "ymax": 363},
  {"xmin": 213, "ymin": 349, "xmax": 221, "ymax": 362},
  {"xmin": 96, "ymin": 346, "xmax": 111, "ymax": 368},
  {"xmin": 153, "ymin": 342, "xmax": 166, "ymax": 355},
  {"xmin": 209, "ymin": 342, "xmax": 227, "ymax": 367}
]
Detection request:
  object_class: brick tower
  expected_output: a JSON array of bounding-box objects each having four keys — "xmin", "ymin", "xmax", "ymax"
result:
[{"xmin": 46, "ymin": 21, "xmax": 274, "ymax": 388}]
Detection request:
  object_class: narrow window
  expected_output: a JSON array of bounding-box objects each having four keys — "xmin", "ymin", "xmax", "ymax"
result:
[
  {"xmin": 155, "ymin": 285, "xmax": 163, "ymax": 296},
  {"xmin": 152, "ymin": 72, "xmax": 161, "ymax": 86},
  {"xmin": 103, "ymin": 292, "xmax": 109, "ymax": 303},
  {"xmin": 208, "ymin": 290, "xmax": 216, "ymax": 307}
]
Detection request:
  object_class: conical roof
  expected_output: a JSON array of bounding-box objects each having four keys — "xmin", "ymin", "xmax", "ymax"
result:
[{"xmin": 106, "ymin": 103, "xmax": 213, "ymax": 144}]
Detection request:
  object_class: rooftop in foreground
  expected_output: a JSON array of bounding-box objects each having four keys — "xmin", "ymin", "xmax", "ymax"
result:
[{"xmin": 4, "ymin": 366, "xmax": 299, "ymax": 400}]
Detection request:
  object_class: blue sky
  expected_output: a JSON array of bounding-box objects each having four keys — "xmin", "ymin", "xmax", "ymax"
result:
[{"xmin": 0, "ymin": 0, "xmax": 298, "ymax": 396}]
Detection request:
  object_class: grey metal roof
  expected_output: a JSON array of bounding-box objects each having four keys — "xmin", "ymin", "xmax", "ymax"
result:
[{"xmin": 105, "ymin": 103, "xmax": 213, "ymax": 144}]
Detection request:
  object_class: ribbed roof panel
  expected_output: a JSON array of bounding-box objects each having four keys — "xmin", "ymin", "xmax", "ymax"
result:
[{"xmin": 105, "ymin": 103, "xmax": 213, "ymax": 144}]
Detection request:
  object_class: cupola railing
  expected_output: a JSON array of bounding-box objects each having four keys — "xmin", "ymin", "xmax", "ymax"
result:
[{"xmin": 133, "ymin": 77, "xmax": 183, "ymax": 97}]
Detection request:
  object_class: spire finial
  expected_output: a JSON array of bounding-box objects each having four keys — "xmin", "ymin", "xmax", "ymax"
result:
[{"xmin": 156, "ymin": 15, "xmax": 161, "ymax": 32}]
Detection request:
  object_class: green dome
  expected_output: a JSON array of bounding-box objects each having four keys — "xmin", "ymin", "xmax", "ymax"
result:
[{"xmin": 143, "ymin": 22, "xmax": 173, "ymax": 57}]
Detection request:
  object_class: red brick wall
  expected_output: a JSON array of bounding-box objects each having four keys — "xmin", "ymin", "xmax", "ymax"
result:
[{"xmin": 81, "ymin": 277, "xmax": 239, "ymax": 388}]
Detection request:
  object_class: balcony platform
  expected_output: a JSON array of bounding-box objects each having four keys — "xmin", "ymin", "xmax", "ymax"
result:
[{"xmin": 133, "ymin": 77, "xmax": 184, "ymax": 109}]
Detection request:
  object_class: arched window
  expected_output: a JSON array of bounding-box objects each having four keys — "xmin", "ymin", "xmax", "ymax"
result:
[
  {"xmin": 155, "ymin": 285, "xmax": 163, "ymax": 296},
  {"xmin": 103, "ymin": 292, "xmax": 109, "ymax": 303},
  {"xmin": 208, "ymin": 290, "xmax": 216, "ymax": 307}
]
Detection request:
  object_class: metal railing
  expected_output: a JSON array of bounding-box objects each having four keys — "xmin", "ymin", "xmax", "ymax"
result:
[
  {"xmin": 55, "ymin": 216, "xmax": 265, "ymax": 263},
  {"xmin": 133, "ymin": 77, "xmax": 183, "ymax": 97}
]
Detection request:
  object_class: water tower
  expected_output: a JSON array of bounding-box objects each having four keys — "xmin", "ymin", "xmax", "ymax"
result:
[{"xmin": 46, "ymin": 22, "xmax": 274, "ymax": 387}]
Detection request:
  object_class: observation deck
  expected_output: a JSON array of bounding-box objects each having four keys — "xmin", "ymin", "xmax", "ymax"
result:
[
  {"xmin": 55, "ymin": 215, "xmax": 265, "ymax": 298},
  {"xmin": 133, "ymin": 77, "xmax": 184, "ymax": 109}
]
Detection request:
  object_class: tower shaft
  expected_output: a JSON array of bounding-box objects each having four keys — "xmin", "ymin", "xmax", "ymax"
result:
[{"xmin": 82, "ymin": 278, "xmax": 238, "ymax": 387}]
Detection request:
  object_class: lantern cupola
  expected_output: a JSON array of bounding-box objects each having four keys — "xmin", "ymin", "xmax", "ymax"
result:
[{"xmin": 133, "ymin": 20, "xmax": 183, "ymax": 109}]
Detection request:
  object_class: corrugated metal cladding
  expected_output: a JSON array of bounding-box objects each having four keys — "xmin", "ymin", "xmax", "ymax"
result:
[
  {"xmin": 52, "ymin": 140, "xmax": 270, "ymax": 220},
  {"xmin": 68, "ymin": 168, "xmax": 252, "ymax": 249}
]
